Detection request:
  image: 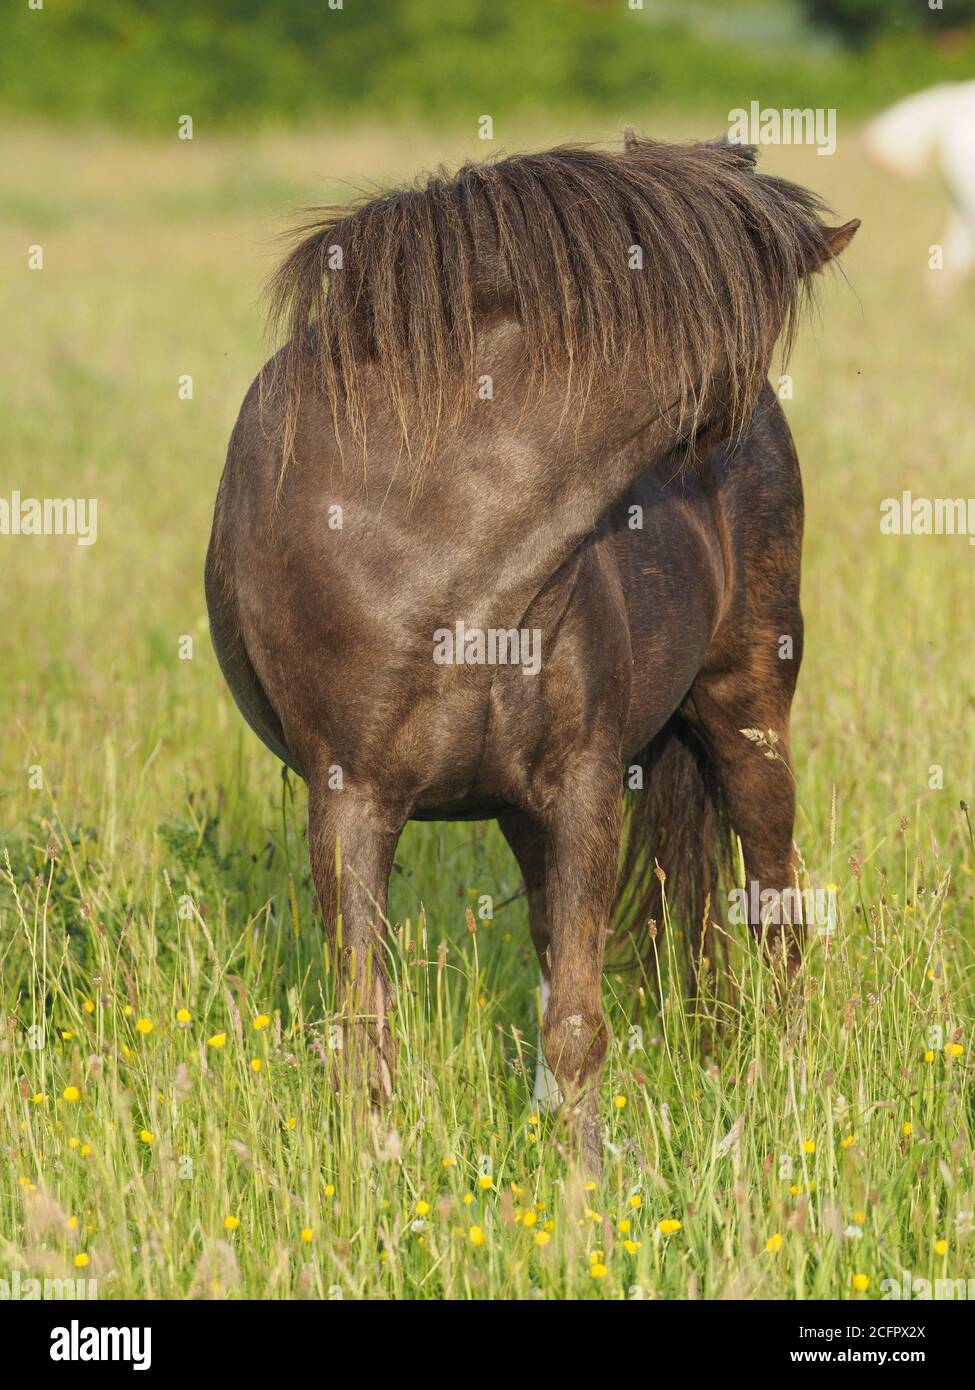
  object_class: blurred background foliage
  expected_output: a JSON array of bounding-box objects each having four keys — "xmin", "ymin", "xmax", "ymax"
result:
[{"xmin": 4, "ymin": 0, "xmax": 973, "ymax": 133}]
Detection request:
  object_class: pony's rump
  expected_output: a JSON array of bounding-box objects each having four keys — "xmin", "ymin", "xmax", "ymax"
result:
[
  {"xmin": 265, "ymin": 133, "xmax": 838, "ymax": 467},
  {"xmin": 212, "ymin": 128, "xmax": 859, "ymax": 1167}
]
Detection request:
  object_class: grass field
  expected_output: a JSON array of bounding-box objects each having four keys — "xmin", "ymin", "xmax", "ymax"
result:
[{"xmin": 2, "ymin": 119, "xmax": 974, "ymax": 1301}]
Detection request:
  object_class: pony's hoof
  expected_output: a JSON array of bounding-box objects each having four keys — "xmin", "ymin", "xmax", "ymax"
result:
[
  {"xmin": 580, "ymin": 1108, "xmax": 604, "ymax": 1177},
  {"xmin": 564, "ymin": 1091, "xmax": 603, "ymax": 1176},
  {"xmin": 334, "ymin": 1020, "xmax": 396, "ymax": 1106}
]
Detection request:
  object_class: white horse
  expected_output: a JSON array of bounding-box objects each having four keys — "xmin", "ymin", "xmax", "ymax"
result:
[{"xmin": 866, "ymin": 81, "xmax": 975, "ymax": 288}]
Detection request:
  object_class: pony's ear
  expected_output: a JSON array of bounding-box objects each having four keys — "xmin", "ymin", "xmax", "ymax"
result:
[{"xmin": 811, "ymin": 218, "xmax": 860, "ymax": 271}]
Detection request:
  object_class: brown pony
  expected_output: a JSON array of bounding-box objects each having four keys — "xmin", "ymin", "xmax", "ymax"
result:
[{"xmin": 206, "ymin": 132, "xmax": 857, "ymax": 1169}]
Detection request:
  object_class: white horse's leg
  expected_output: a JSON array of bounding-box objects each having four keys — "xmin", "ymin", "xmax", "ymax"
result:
[
  {"xmin": 941, "ymin": 207, "xmax": 975, "ymax": 283},
  {"xmin": 533, "ymin": 974, "xmax": 562, "ymax": 1110}
]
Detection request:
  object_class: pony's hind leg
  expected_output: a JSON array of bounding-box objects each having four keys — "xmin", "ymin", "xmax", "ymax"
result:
[
  {"xmin": 499, "ymin": 811, "xmax": 561, "ymax": 1110},
  {"xmin": 684, "ymin": 663, "xmax": 802, "ymax": 974},
  {"xmin": 307, "ymin": 780, "xmax": 403, "ymax": 1103}
]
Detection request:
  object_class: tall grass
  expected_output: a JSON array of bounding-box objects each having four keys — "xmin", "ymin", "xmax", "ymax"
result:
[{"xmin": 1, "ymin": 122, "xmax": 973, "ymax": 1299}]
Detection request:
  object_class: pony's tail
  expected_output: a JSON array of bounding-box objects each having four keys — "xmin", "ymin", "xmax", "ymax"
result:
[{"xmin": 614, "ymin": 716, "xmax": 730, "ymax": 994}]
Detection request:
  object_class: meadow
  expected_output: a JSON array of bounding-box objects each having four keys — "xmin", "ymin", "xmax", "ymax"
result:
[{"xmin": 1, "ymin": 118, "xmax": 974, "ymax": 1300}]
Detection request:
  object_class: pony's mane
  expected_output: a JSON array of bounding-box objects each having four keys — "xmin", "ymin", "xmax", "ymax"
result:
[{"xmin": 266, "ymin": 133, "xmax": 832, "ymax": 469}]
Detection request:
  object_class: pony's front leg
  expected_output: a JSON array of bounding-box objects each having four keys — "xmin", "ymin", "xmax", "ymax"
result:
[
  {"xmin": 307, "ymin": 781, "xmax": 403, "ymax": 1105},
  {"xmin": 539, "ymin": 756, "xmax": 619, "ymax": 1174}
]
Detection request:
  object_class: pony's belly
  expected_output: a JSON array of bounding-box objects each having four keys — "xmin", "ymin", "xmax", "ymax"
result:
[{"xmin": 410, "ymin": 795, "xmax": 517, "ymax": 823}]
